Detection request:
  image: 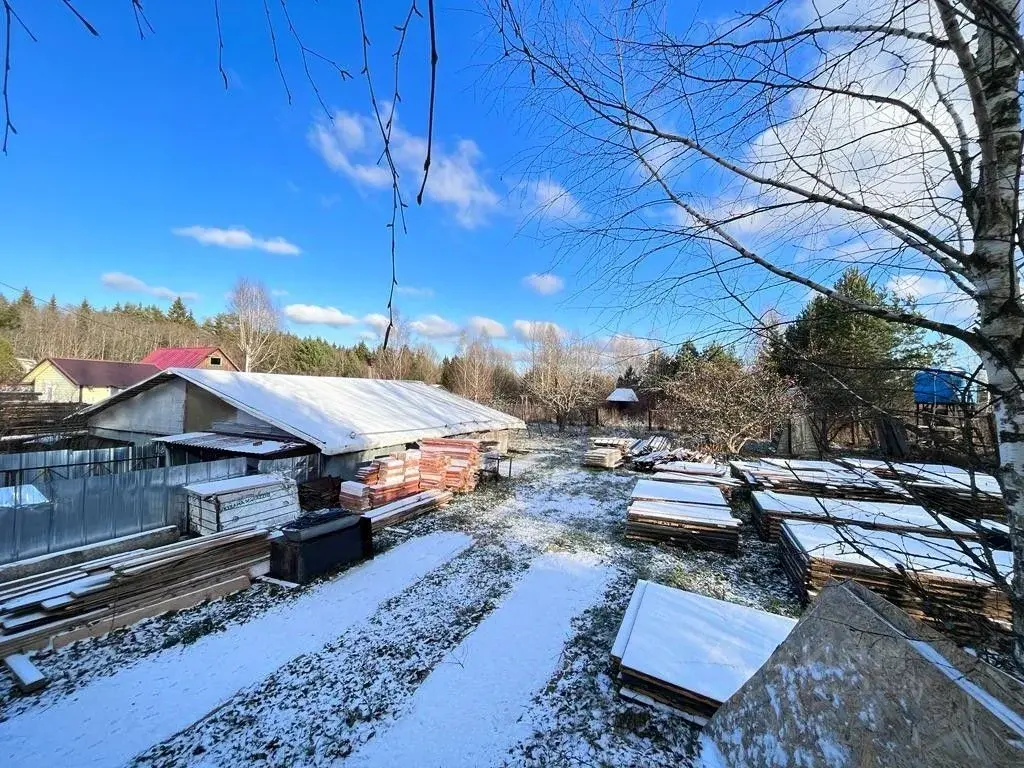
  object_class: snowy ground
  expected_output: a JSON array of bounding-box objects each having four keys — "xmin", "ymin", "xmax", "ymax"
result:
[{"xmin": 0, "ymin": 430, "xmax": 800, "ymax": 767}]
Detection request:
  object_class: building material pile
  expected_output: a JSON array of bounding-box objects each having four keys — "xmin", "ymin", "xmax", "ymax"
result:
[
  {"xmin": 183, "ymin": 474, "xmax": 300, "ymax": 535},
  {"xmin": 361, "ymin": 489, "xmax": 453, "ymax": 531},
  {"xmin": 350, "ymin": 451, "xmax": 423, "ymax": 507},
  {"xmin": 625, "ymin": 480, "xmax": 740, "ymax": 552},
  {"xmin": 418, "ymin": 438, "xmax": 481, "ymax": 492},
  {"xmin": 841, "ymin": 459, "xmax": 1008, "ymax": 521},
  {"xmin": 732, "ymin": 458, "xmax": 910, "ymax": 502},
  {"xmin": 751, "ymin": 490, "xmax": 980, "ymax": 542},
  {"xmin": 338, "ymin": 480, "xmax": 371, "ymax": 512},
  {"xmin": 632, "ymin": 447, "xmax": 712, "ymax": 471},
  {"xmin": 583, "ymin": 447, "xmax": 625, "ymax": 469},
  {"xmin": 611, "ymin": 581, "xmax": 795, "ymax": 723},
  {"xmin": 778, "ymin": 520, "xmax": 1012, "ymax": 637},
  {"xmin": 0, "ymin": 527, "xmax": 269, "ymax": 655},
  {"xmin": 627, "ymin": 435, "xmax": 671, "ymax": 458},
  {"xmin": 591, "ymin": 437, "xmax": 634, "ymax": 451}
]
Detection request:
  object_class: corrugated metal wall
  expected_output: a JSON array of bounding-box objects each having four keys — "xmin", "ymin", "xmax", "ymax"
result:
[
  {"xmin": 0, "ymin": 444, "xmax": 164, "ymax": 488},
  {"xmin": 0, "ymin": 457, "xmax": 248, "ymax": 565}
]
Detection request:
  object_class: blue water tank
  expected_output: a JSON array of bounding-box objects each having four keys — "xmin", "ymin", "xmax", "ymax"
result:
[{"xmin": 914, "ymin": 369, "xmax": 975, "ymax": 405}]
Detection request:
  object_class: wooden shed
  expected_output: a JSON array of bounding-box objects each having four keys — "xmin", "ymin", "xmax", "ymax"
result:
[{"xmin": 182, "ymin": 474, "xmax": 300, "ymax": 535}]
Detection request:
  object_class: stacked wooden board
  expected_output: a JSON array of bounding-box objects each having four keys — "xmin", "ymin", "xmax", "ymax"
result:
[
  {"xmin": 353, "ymin": 451, "xmax": 423, "ymax": 507},
  {"xmin": 750, "ymin": 490, "xmax": 981, "ymax": 542},
  {"xmin": 591, "ymin": 437, "xmax": 633, "ymax": 451},
  {"xmin": 360, "ymin": 490, "xmax": 453, "ymax": 531},
  {"xmin": 611, "ymin": 581, "xmax": 795, "ymax": 723},
  {"xmin": 627, "ymin": 435, "xmax": 672, "ymax": 457},
  {"xmin": 778, "ymin": 520, "xmax": 1013, "ymax": 637},
  {"xmin": 633, "ymin": 447, "xmax": 711, "ymax": 471},
  {"xmin": 339, "ymin": 480, "xmax": 371, "ymax": 512},
  {"xmin": 183, "ymin": 474, "xmax": 300, "ymax": 535},
  {"xmin": 650, "ymin": 461, "xmax": 742, "ymax": 488},
  {"xmin": 731, "ymin": 459, "xmax": 911, "ymax": 502},
  {"xmin": 0, "ymin": 527, "xmax": 269, "ymax": 655},
  {"xmin": 418, "ymin": 438, "xmax": 481, "ymax": 492},
  {"xmin": 626, "ymin": 480, "xmax": 740, "ymax": 552},
  {"xmin": 583, "ymin": 447, "xmax": 624, "ymax": 469}
]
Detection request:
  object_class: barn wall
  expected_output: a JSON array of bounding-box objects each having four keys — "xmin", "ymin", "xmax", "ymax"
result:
[{"xmin": 88, "ymin": 378, "xmax": 186, "ymax": 437}]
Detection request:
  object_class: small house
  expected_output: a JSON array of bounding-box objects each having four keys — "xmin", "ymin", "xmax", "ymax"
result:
[
  {"xmin": 601, "ymin": 387, "xmax": 643, "ymax": 425},
  {"xmin": 141, "ymin": 346, "xmax": 238, "ymax": 371},
  {"xmin": 21, "ymin": 358, "xmax": 160, "ymax": 404}
]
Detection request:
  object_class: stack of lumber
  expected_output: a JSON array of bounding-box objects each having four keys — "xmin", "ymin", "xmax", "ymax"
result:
[
  {"xmin": 583, "ymin": 447, "xmax": 624, "ymax": 469},
  {"xmin": 633, "ymin": 447, "xmax": 712, "ymax": 471},
  {"xmin": 352, "ymin": 451, "xmax": 423, "ymax": 507},
  {"xmin": 418, "ymin": 438, "xmax": 481, "ymax": 492},
  {"xmin": 840, "ymin": 459, "xmax": 1007, "ymax": 521},
  {"xmin": 0, "ymin": 528, "xmax": 269, "ymax": 655},
  {"xmin": 419, "ymin": 451, "xmax": 450, "ymax": 490},
  {"xmin": 361, "ymin": 489, "xmax": 453, "ymax": 531},
  {"xmin": 626, "ymin": 480, "xmax": 739, "ymax": 552},
  {"xmin": 611, "ymin": 581, "xmax": 795, "ymax": 723},
  {"xmin": 339, "ymin": 480, "xmax": 371, "ymax": 512},
  {"xmin": 731, "ymin": 459, "xmax": 910, "ymax": 503},
  {"xmin": 627, "ymin": 435, "xmax": 672, "ymax": 458},
  {"xmin": 778, "ymin": 520, "xmax": 1012, "ymax": 637},
  {"xmin": 591, "ymin": 437, "xmax": 633, "ymax": 451},
  {"xmin": 750, "ymin": 490, "xmax": 981, "ymax": 542},
  {"xmin": 650, "ymin": 461, "xmax": 742, "ymax": 488}
]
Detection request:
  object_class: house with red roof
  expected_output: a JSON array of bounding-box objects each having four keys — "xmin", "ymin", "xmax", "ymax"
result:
[{"xmin": 141, "ymin": 346, "xmax": 238, "ymax": 372}]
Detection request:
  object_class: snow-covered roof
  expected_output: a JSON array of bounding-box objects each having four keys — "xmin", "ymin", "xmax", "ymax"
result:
[
  {"xmin": 606, "ymin": 387, "xmax": 639, "ymax": 403},
  {"xmin": 153, "ymin": 431, "xmax": 309, "ymax": 455},
  {"xmin": 85, "ymin": 368, "xmax": 526, "ymax": 456},
  {"xmin": 183, "ymin": 473, "xmax": 291, "ymax": 497}
]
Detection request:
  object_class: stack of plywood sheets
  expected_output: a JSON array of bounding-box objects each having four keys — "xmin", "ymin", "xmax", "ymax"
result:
[
  {"xmin": 750, "ymin": 490, "xmax": 980, "ymax": 542},
  {"xmin": 778, "ymin": 520, "xmax": 1012, "ymax": 637},
  {"xmin": 183, "ymin": 474, "xmax": 300, "ymax": 535},
  {"xmin": 0, "ymin": 527, "xmax": 269, "ymax": 655},
  {"xmin": 339, "ymin": 480, "xmax": 371, "ymax": 512},
  {"xmin": 583, "ymin": 447, "xmax": 624, "ymax": 469},
  {"xmin": 626, "ymin": 480, "xmax": 740, "ymax": 552},
  {"xmin": 650, "ymin": 461, "xmax": 742, "ymax": 488},
  {"xmin": 360, "ymin": 489, "xmax": 453, "ymax": 531},
  {"xmin": 611, "ymin": 581, "xmax": 795, "ymax": 723},
  {"xmin": 418, "ymin": 438, "xmax": 481, "ymax": 492},
  {"xmin": 731, "ymin": 459, "xmax": 911, "ymax": 503}
]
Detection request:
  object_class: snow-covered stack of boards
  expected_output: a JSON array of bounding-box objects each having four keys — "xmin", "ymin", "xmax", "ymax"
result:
[
  {"xmin": 650, "ymin": 460, "xmax": 741, "ymax": 489},
  {"xmin": 360, "ymin": 489, "xmax": 453, "ymax": 532},
  {"xmin": 731, "ymin": 458, "xmax": 911, "ymax": 503},
  {"xmin": 583, "ymin": 447, "xmax": 624, "ymax": 469},
  {"xmin": 778, "ymin": 520, "xmax": 1013, "ymax": 638},
  {"xmin": 626, "ymin": 479, "xmax": 740, "ymax": 553},
  {"xmin": 352, "ymin": 451, "xmax": 423, "ymax": 507},
  {"xmin": 339, "ymin": 480, "xmax": 371, "ymax": 512},
  {"xmin": 611, "ymin": 581, "xmax": 795, "ymax": 724},
  {"xmin": 626, "ymin": 435, "xmax": 672, "ymax": 458},
  {"xmin": 0, "ymin": 527, "xmax": 269, "ymax": 656},
  {"xmin": 183, "ymin": 474, "xmax": 300, "ymax": 536},
  {"xmin": 591, "ymin": 436, "xmax": 634, "ymax": 451},
  {"xmin": 418, "ymin": 438, "xmax": 481, "ymax": 492}
]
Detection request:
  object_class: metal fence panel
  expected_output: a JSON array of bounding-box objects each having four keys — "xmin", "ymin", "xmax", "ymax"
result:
[{"xmin": 0, "ymin": 444, "xmax": 162, "ymax": 488}]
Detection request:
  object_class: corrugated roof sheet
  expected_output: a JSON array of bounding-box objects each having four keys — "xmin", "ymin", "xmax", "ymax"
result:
[
  {"xmin": 153, "ymin": 431, "xmax": 309, "ymax": 455},
  {"xmin": 39, "ymin": 358, "xmax": 160, "ymax": 388},
  {"xmin": 85, "ymin": 369, "xmax": 526, "ymax": 455},
  {"xmin": 607, "ymin": 387, "xmax": 639, "ymax": 403},
  {"xmin": 141, "ymin": 346, "xmax": 227, "ymax": 369}
]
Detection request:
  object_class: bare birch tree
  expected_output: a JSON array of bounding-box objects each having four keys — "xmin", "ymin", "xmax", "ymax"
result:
[
  {"xmin": 522, "ymin": 325, "xmax": 606, "ymax": 430},
  {"xmin": 228, "ymin": 278, "xmax": 281, "ymax": 372},
  {"xmin": 495, "ymin": 0, "xmax": 1024, "ymax": 663}
]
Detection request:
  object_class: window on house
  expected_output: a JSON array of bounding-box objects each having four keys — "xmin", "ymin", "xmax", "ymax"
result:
[{"xmin": 210, "ymin": 357, "xmax": 221, "ymax": 366}]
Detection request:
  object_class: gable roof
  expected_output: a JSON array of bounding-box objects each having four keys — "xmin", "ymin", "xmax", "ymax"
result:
[
  {"xmin": 83, "ymin": 369, "xmax": 526, "ymax": 455},
  {"xmin": 25, "ymin": 358, "xmax": 160, "ymax": 389},
  {"xmin": 141, "ymin": 346, "xmax": 232, "ymax": 369},
  {"xmin": 607, "ymin": 387, "xmax": 639, "ymax": 403}
]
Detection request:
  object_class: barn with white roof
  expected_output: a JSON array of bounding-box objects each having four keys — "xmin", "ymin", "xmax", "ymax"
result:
[{"xmin": 80, "ymin": 369, "xmax": 525, "ymax": 478}]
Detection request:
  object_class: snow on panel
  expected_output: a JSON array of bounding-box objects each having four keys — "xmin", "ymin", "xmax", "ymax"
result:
[
  {"xmin": 618, "ymin": 583, "xmax": 795, "ymax": 704},
  {"xmin": 0, "ymin": 531, "xmax": 472, "ymax": 768},
  {"xmin": 182, "ymin": 473, "xmax": 288, "ymax": 497},
  {"xmin": 888, "ymin": 463, "xmax": 1002, "ymax": 495},
  {"xmin": 345, "ymin": 552, "xmax": 611, "ymax": 768},
  {"xmin": 629, "ymin": 501, "xmax": 740, "ymax": 526},
  {"xmin": 753, "ymin": 491, "xmax": 971, "ymax": 533},
  {"xmin": 631, "ymin": 479, "xmax": 727, "ymax": 507},
  {"xmin": 168, "ymin": 368, "xmax": 525, "ymax": 455},
  {"xmin": 782, "ymin": 521, "xmax": 1013, "ymax": 583},
  {"xmin": 654, "ymin": 461, "xmax": 726, "ymax": 475}
]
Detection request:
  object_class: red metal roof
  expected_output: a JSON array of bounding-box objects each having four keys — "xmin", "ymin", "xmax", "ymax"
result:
[{"xmin": 141, "ymin": 346, "xmax": 225, "ymax": 369}]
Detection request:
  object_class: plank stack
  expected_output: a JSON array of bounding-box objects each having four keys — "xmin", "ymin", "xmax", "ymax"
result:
[
  {"xmin": 632, "ymin": 446, "xmax": 710, "ymax": 471},
  {"xmin": 0, "ymin": 527, "xmax": 269, "ymax": 656},
  {"xmin": 625, "ymin": 479, "xmax": 740, "ymax": 553},
  {"xmin": 361, "ymin": 489, "xmax": 453, "ymax": 531},
  {"xmin": 731, "ymin": 459, "xmax": 910, "ymax": 503},
  {"xmin": 339, "ymin": 480, "xmax": 371, "ymax": 512},
  {"xmin": 778, "ymin": 520, "xmax": 1012, "ymax": 638},
  {"xmin": 418, "ymin": 438, "xmax": 481, "ymax": 492},
  {"xmin": 352, "ymin": 451, "xmax": 423, "ymax": 507},
  {"xmin": 611, "ymin": 581, "xmax": 795, "ymax": 723},
  {"xmin": 627, "ymin": 435, "xmax": 672, "ymax": 458},
  {"xmin": 583, "ymin": 447, "xmax": 624, "ymax": 469}
]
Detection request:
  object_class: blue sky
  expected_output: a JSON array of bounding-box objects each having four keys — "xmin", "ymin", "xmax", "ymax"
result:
[{"xmin": 0, "ymin": 2, "xmax": 667, "ymax": 355}]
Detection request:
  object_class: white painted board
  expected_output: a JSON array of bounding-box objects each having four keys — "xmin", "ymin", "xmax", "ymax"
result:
[{"xmin": 631, "ymin": 479, "xmax": 727, "ymax": 507}]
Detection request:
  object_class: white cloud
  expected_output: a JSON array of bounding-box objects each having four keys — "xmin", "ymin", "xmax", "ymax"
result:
[
  {"xmin": 395, "ymin": 285, "xmax": 434, "ymax": 298},
  {"xmin": 284, "ymin": 304, "xmax": 358, "ymax": 326},
  {"xmin": 513, "ymin": 319, "xmax": 565, "ymax": 341},
  {"xmin": 173, "ymin": 226, "xmax": 302, "ymax": 256},
  {"xmin": 410, "ymin": 314, "xmax": 461, "ymax": 338},
  {"xmin": 362, "ymin": 313, "xmax": 391, "ymax": 334},
  {"xmin": 523, "ymin": 273, "xmax": 565, "ymax": 295},
  {"xmin": 309, "ymin": 109, "xmax": 499, "ymax": 228},
  {"xmin": 887, "ymin": 274, "xmax": 976, "ymax": 323},
  {"xmin": 522, "ymin": 179, "xmax": 587, "ymax": 222},
  {"xmin": 101, "ymin": 272, "xmax": 198, "ymax": 302},
  {"xmin": 467, "ymin": 316, "xmax": 507, "ymax": 338}
]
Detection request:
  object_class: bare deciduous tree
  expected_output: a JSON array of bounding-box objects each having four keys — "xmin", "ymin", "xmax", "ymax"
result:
[
  {"xmin": 522, "ymin": 325, "xmax": 607, "ymax": 430},
  {"xmin": 496, "ymin": 0, "xmax": 1024, "ymax": 664},
  {"xmin": 228, "ymin": 278, "xmax": 281, "ymax": 372}
]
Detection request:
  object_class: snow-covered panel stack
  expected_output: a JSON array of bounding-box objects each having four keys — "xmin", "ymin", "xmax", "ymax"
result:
[
  {"xmin": 183, "ymin": 475, "xmax": 300, "ymax": 535},
  {"xmin": 625, "ymin": 479, "xmax": 739, "ymax": 552},
  {"xmin": 361, "ymin": 489, "xmax": 453, "ymax": 531},
  {"xmin": 419, "ymin": 438, "xmax": 481, "ymax": 492},
  {"xmin": 339, "ymin": 481, "xmax": 371, "ymax": 512},
  {"xmin": 583, "ymin": 447, "xmax": 624, "ymax": 469},
  {"xmin": 611, "ymin": 581, "xmax": 795, "ymax": 724}
]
